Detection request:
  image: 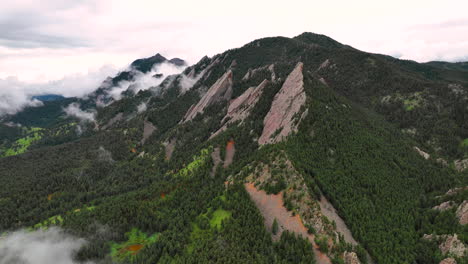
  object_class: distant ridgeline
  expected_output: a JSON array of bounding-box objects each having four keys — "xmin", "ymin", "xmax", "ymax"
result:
[
  {"xmin": 32, "ymin": 94, "xmax": 66, "ymax": 102},
  {"xmin": 0, "ymin": 33, "xmax": 467, "ymax": 264}
]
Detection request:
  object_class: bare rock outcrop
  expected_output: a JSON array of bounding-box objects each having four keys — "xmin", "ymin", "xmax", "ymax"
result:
[
  {"xmin": 182, "ymin": 70, "xmax": 233, "ymax": 122},
  {"xmin": 439, "ymin": 234, "xmax": 466, "ymax": 257},
  {"xmin": 433, "ymin": 201, "xmax": 456, "ymax": 211},
  {"xmin": 440, "ymin": 258, "xmax": 457, "ymax": 264},
  {"xmin": 210, "ymin": 147, "xmax": 222, "ymax": 177},
  {"xmin": 454, "ymin": 159, "xmax": 468, "ymax": 172},
  {"xmin": 141, "ymin": 120, "xmax": 156, "ymax": 145},
  {"xmin": 242, "ymin": 64, "xmax": 276, "ymax": 81},
  {"xmin": 414, "ymin": 146, "xmax": 430, "ymax": 160},
  {"xmin": 211, "ymin": 79, "xmax": 268, "ymax": 138},
  {"xmin": 445, "ymin": 187, "xmax": 468, "ymax": 196},
  {"xmin": 343, "ymin": 251, "xmax": 361, "ymax": 264},
  {"xmin": 259, "ymin": 62, "xmax": 307, "ymax": 145},
  {"xmin": 456, "ymin": 200, "xmax": 468, "ymax": 225},
  {"xmin": 163, "ymin": 138, "xmax": 176, "ymax": 161}
]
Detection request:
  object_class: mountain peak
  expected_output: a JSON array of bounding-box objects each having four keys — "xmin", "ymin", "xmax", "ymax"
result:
[
  {"xmin": 130, "ymin": 53, "xmax": 168, "ymax": 73},
  {"xmin": 294, "ymin": 32, "xmax": 344, "ymax": 48}
]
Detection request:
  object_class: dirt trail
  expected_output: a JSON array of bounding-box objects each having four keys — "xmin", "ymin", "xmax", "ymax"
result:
[
  {"xmin": 245, "ymin": 183, "xmax": 331, "ymax": 264},
  {"xmin": 223, "ymin": 140, "xmax": 235, "ymax": 168}
]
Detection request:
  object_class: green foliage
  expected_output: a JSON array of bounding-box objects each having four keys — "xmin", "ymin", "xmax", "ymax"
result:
[
  {"xmin": 1, "ymin": 32, "xmax": 467, "ymax": 264},
  {"xmin": 110, "ymin": 228, "xmax": 159, "ymax": 262},
  {"xmin": 272, "ymin": 218, "xmax": 279, "ymax": 235},
  {"xmin": 2, "ymin": 127, "xmax": 43, "ymax": 157},
  {"xmin": 177, "ymin": 147, "xmax": 212, "ymax": 178}
]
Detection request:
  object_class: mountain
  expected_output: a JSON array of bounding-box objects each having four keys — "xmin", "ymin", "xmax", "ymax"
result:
[
  {"xmin": 0, "ymin": 33, "xmax": 467, "ymax": 264},
  {"xmin": 32, "ymin": 94, "xmax": 66, "ymax": 102}
]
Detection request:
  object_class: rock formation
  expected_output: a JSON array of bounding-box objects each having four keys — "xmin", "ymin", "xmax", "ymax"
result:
[
  {"xmin": 439, "ymin": 234, "xmax": 466, "ymax": 257},
  {"xmin": 456, "ymin": 200, "xmax": 468, "ymax": 225},
  {"xmin": 414, "ymin": 146, "xmax": 430, "ymax": 160},
  {"xmin": 141, "ymin": 120, "xmax": 156, "ymax": 145},
  {"xmin": 433, "ymin": 201, "xmax": 456, "ymax": 211},
  {"xmin": 259, "ymin": 62, "xmax": 307, "ymax": 145},
  {"xmin": 440, "ymin": 258, "xmax": 457, "ymax": 264},
  {"xmin": 454, "ymin": 159, "xmax": 468, "ymax": 172},
  {"xmin": 182, "ymin": 70, "xmax": 233, "ymax": 122},
  {"xmin": 211, "ymin": 79, "xmax": 268, "ymax": 138},
  {"xmin": 343, "ymin": 251, "xmax": 361, "ymax": 264}
]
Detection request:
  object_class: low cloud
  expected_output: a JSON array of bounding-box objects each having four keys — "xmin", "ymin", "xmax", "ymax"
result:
[
  {"xmin": 63, "ymin": 103, "xmax": 95, "ymax": 122},
  {"xmin": 0, "ymin": 65, "xmax": 117, "ymax": 116},
  {"xmin": 0, "ymin": 227, "xmax": 92, "ymax": 264},
  {"xmin": 137, "ymin": 102, "xmax": 147, "ymax": 113},
  {"xmin": 179, "ymin": 71, "xmax": 204, "ymax": 93},
  {"xmin": 97, "ymin": 146, "xmax": 114, "ymax": 163},
  {"xmin": 106, "ymin": 62, "xmax": 186, "ymax": 101},
  {"xmin": 0, "ymin": 77, "xmax": 44, "ymax": 116}
]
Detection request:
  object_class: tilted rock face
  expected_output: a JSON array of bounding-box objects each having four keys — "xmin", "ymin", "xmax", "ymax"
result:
[
  {"xmin": 343, "ymin": 251, "xmax": 361, "ymax": 264},
  {"xmin": 182, "ymin": 70, "xmax": 233, "ymax": 122},
  {"xmin": 141, "ymin": 120, "xmax": 156, "ymax": 145},
  {"xmin": 439, "ymin": 234, "xmax": 466, "ymax": 257},
  {"xmin": 454, "ymin": 159, "xmax": 468, "ymax": 172},
  {"xmin": 456, "ymin": 200, "xmax": 468, "ymax": 225},
  {"xmin": 211, "ymin": 79, "xmax": 269, "ymax": 138},
  {"xmin": 259, "ymin": 62, "xmax": 307, "ymax": 145},
  {"xmin": 414, "ymin": 146, "xmax": 430, "ymax": 160},
  {"xmin": 433, "ymin": 201, "xmax": 456, "ymax": 211},
  {"xmin": 440, "ymin": 258, "xmax": 457, "ymax": 264}
]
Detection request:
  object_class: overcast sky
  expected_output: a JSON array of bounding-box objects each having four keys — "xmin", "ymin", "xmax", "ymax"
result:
[{"xmin": 1, "ymin": 0, "xmax": 467, "ymax": 90}]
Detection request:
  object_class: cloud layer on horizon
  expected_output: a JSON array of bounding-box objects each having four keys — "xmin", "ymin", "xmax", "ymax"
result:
[{"xmin": 1, "ymin": 0, "xmax": 468, "ymax": 116}]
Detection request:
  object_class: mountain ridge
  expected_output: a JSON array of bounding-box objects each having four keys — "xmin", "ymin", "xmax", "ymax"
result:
[{"xmin": 0, "ymin": 32, "xmax": 467, "ymax": 264}]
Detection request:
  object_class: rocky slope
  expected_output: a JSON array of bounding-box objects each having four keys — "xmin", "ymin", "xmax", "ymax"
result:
[{"xmin": 259, "ymin": 62, "xmax": 307, "ymax": 145}]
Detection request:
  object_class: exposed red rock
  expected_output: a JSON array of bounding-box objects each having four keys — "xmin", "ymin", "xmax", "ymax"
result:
[
  {"xmin": 259, "ymin": 62, "xmax": 307, "ymax": 145},
  {"xmin": 433, "ymin": 201, "xmax": 456, "ymax": 211},
  {"xmin": 456, "ymin": 200, "xmax": 468, "ymax": 225},
  {"xmin": 182, "ymin": 70, "xmax": 233, "ymax": 122},
  {"xmin": 224, "ymin": 140, "xmax": 235, "ymax": 168},
  {"xmin": 439, "ymin": 234, "xmax": 466, "ymax": 257},
  {"xmin": 211, "ymin": 79, "xmax": 268, "ymax": 138},
  {"xmin": 141, "ymin": 120, "xmax": 156, "ymax": 145},
  {"xmin": 343, "ymin": 251, "xmax": 361, "ymax": 264},
  {"xmin": 440, "ymin": 258, "xmax": 457, "ymax": 264},
  {"xmin": 244, "ymin": 183, "xmax": 331, "ymax": 264}
]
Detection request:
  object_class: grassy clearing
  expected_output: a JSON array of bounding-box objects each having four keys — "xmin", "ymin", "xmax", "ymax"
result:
[
  {"xmin": 461, "ymin": 138, "xmax": 468, "ymax": 147},
  {"xmin": 3, "ymin": 127, "xmax": 43, "ymax": 157},
  {"xmin": 31, "ymin": 205, "xmax": 96, "ymax": 230},
  {"xmin": 210, "ymin": 209, "xmax": 231, "ymax": 229},
  {"xmin": 177, "ymin": 147, "xmax": 212, "ymax": 178},
  {"xmin": 187, "ymin": 195, "xmax": 232, "ymax": 253},
  {"xmin": 110, "ymin": 228, "xmax": 159, "ymax": 261}
]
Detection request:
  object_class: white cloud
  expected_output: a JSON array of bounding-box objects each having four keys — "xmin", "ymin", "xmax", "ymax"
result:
[
  {"xmin": 0, "ymin": 228, "xmax": 92, "ymax": 264},
  {"xmin": 107, "ymin": 62, "xmax": 186, "ymax": 100},
  {"xmin": 0, "ymin": 0, "xmax": 467, "ymax": 116},
  {"xmin": 0, "ymin": 65, "xmax": 117, "ymax": 116},
  {"xmin": 137, "ymin": 102, "xmax": 147, "ymax": 113},
  {"xmin": 63, "ymin": 103, "xmax": 95, "ymax": 122},
  {"xmin": 0, "ymin": 77, "xmax": 43, "ymax": 116}
]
